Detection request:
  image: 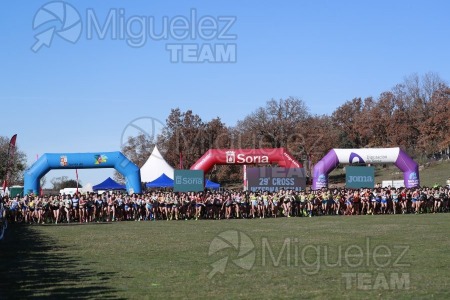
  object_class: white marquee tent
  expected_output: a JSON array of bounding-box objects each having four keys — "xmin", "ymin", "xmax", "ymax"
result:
[{"xmin": 140, "ymin": 146, "xmax": 174, "ymax": 182}]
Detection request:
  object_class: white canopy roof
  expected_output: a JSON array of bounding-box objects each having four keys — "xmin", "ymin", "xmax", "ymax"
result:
[
  {"xmin": 82, "ymin": 183, "xmax": 93, "ymax": 193},
  {"xmin": 140, "ymin": 146, "xmax": 174, "ymax": 182}
]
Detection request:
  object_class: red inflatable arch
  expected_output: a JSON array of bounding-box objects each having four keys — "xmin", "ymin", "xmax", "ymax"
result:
[{"xmin": 190, "ymin": 148, "xmax": 302, "ymax": 173}]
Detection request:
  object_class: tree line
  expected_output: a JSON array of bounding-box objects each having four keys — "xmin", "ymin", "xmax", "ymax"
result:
[
  {"xmin": 119, "ymin": 72, "xmax": 450, "ymax": 183},
  {"xmin": 1, "ymin": 72, "xmax": 448, "ymax": 186}
]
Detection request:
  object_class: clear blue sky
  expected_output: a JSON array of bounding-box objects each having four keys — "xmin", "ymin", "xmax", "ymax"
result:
[{"xmin": 1, "ymin": 0, "xmax": 449, "ymax": 187}]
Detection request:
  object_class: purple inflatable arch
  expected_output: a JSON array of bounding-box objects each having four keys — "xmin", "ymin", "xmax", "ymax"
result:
[{"xmin": 312, "ymin": 147, "xmax": 419, "ymax": 189}]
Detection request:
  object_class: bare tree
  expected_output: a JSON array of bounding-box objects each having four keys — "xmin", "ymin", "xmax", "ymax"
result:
[
  {"xmin": 114, "ymin": 133, "xmax": 155, "ymax": 183},
  {"xmin": 157, "ymin": 108, "xmax": 206, "ymax": 169},
  {"xmin": 236, "ymin": 97, "xmax": 310, "ymax": 149}
]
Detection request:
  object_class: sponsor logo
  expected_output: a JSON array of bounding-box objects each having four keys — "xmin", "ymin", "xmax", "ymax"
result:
[
  {"xmin": 226, "ymin": 151, "xmax": 236, "ymax": 163},
  {"xmin": 237, "ymin": 154, "xmax": 269, "ymax": 164},
  {"xmin": 315, "ymin": 174, "xmax": 328, "ymax": 188},
  {"xmin": 349, "ymin": 152, "xmax": 365, "ymax": 164},
  {"xmin": 174, "ymin": 170, "xmax": 204, "ymax": 192},
  {"xmin": 366, "ymin": 155, "xmax": 388, "ymax": 163},
  {"xmin": 407, "ymin": 172, "xmax": 419, "ymax": 187},
  {"xmin": 347, "ymin": 176, "xmax": 374, "ymax": 183},
  {"xmin": 346, "ymin": 166, "xmax": 375, "ymax": 188},
  {"xmin": 226, "ymin": 151, "xmax": 270, "ymax": 164},
  {"xmin": 94, "ymin": 154, "xmax": 108, "ymax": 164},
  {"xmin": 318, "ymin": 174, "xmax": 327, "ymax": 183},
  {"xmin": 60, "ymin": 155, "xmax": 68, "ymax": 166},
  {"xmin": 175, "ymin": 176, "xmax": 203, "ymax": 185}
]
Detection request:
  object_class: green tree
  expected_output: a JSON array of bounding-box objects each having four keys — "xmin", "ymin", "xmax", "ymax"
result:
[
  {"xmin": 51, "ymin": 176, "xmax": 82, "ymax": 190},
  {"xmin": 0, "ymin": 136, "xmax": 27, "ymax": 186}
]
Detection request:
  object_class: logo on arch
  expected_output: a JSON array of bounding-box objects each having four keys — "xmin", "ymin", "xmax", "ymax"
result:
[
  {"xmin": 94, "ymin": 154, "xmax": 108, "ymax": 164},
  {"xmin": 318, "ymin": 174, "xmax": 327, "ymax": 183},
  {"xmin": 409, "ymin": 172, "xmax": 417, "ymax": 181},
  {"xmin": 349, "ymin": 152, "xmax": 365, "ymax": 164},
  {"xmin": 60, "ymin": 155, "xmax": 68, "ymax": 166},
  {"xmin": 226, "ymin": 151, "xmax": 236, "ymax": 163}
]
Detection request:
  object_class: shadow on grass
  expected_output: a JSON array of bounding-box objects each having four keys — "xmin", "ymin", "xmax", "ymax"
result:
[{"xmin": 0, "ymin": 225, "xmax": 124, "ymax": 299}]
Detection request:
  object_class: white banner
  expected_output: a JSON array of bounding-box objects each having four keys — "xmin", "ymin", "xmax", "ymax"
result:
[
  {"xmin": 382, "ymin": 180, "xmax": 393, "ymax": 188},
  {"xmin": 334, "ymin": 148, "xmax": 400, "ymax": 164},
  {"xmin": 392, "ymin": 180, "xmax": 405, "ymax": 188}
]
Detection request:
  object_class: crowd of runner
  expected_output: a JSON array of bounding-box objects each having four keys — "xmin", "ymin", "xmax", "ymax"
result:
[{"xmin": 1, "ymin": 186, "xmax": 449, "ymax": 225}]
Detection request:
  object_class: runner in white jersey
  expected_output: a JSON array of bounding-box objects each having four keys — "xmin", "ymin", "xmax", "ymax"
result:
[{"xmin": 63, "ymin": 194, "xmax": 72, "ymax": 223}]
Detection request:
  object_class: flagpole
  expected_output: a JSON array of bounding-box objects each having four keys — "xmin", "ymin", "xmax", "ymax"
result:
[{"xmin": 243, "ymin": 165, "xmax": 247, "ymax": 191}]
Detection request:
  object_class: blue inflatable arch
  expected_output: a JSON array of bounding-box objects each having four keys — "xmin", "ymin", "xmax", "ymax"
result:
[{"xmin": 24, "ymin": 152, "xmax": 141, "ymax": 195}]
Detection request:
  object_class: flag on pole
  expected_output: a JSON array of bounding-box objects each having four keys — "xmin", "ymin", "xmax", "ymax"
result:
[
  {"xmin": 243, "ymin": 165, "xmax": 247, "ymax": 191},
  {"xmin": 3, "ymin": 134, "xmax": 17, "ymax": 192}
]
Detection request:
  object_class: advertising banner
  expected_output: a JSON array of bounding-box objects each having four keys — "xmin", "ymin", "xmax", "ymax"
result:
[
  {"xmin": 246, "ymin": 167, "xmax": 306, "ymax": 192},
  {"xmin": 174, "ymin": 170, "xmax": 204, "ymax": 192},
  {"xmin": 345, "ymin": 166, "xmax": 375, "ymax": 189}
]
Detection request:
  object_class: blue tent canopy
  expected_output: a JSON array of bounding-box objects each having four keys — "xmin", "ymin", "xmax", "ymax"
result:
[
  {"xmin": 146, "ymin": 173, "xmax": 174, "ymax": 188},
  {"xmin": 205, "ymin": 180, "xmax": 220, "ymax": 190},
  {"xmin": 146, "ymin": 174, "xmax": 220, "ymax": 190},
  {"xmin": 93, "ymin": 177, "xmax": 126, "ymax": 191}
]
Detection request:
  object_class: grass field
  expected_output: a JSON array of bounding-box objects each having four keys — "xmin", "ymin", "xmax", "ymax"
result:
[{"xmin": 1, "ymin": 215, "xmax": 449, "ymax": 299}]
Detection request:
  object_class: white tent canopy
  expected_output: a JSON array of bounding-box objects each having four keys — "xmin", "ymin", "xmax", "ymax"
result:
[
  {"xmin": 82, "ymin": 183, "xmax": 94, "ymax": 193},
  {"xmin": 140, "ymin": 146, "xmax": 174, "ymax": 182}
]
